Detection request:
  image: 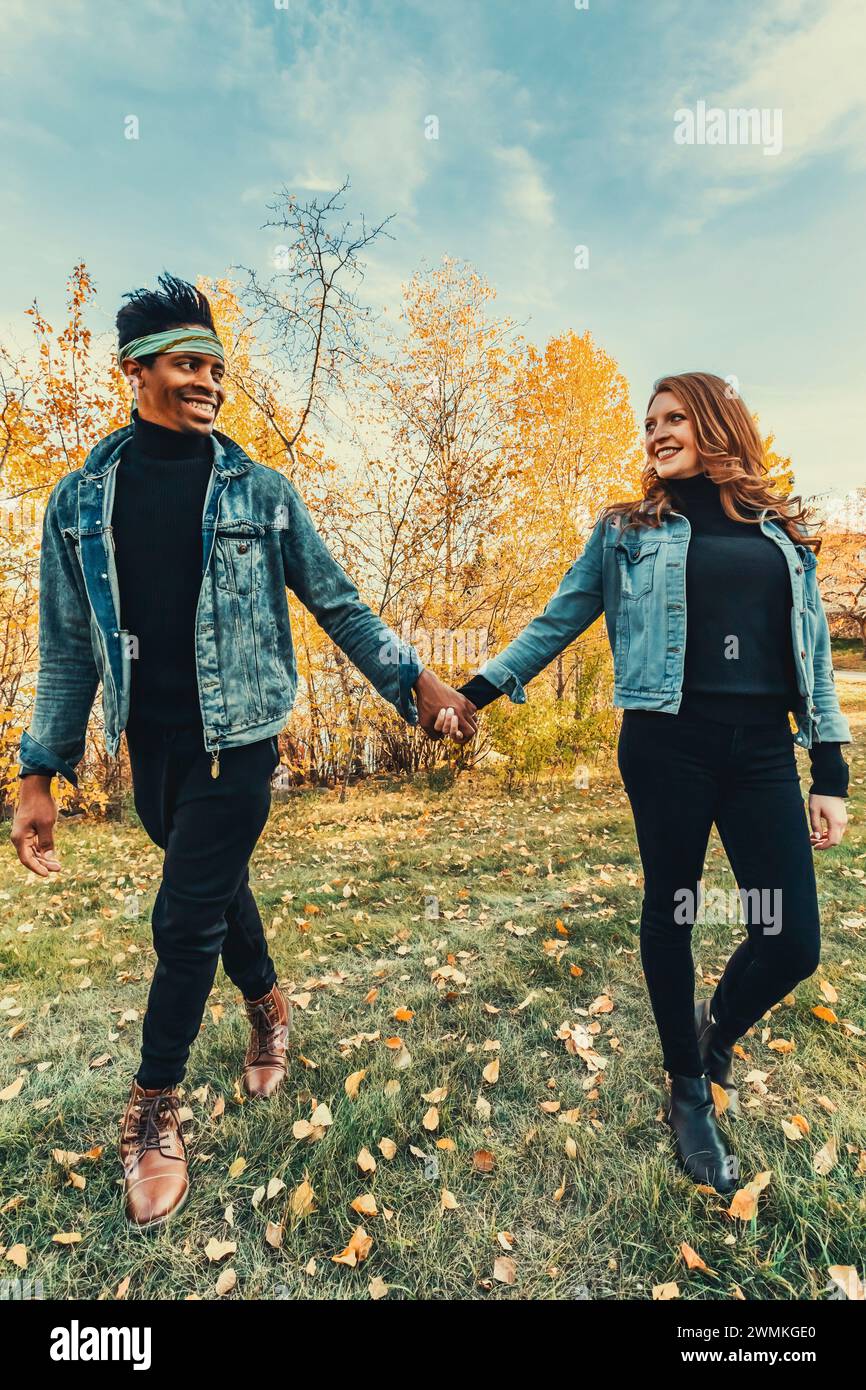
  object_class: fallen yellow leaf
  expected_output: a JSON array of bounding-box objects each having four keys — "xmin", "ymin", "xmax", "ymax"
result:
[{"xmin": 332, "ymin": 1226, "xmax": 373, "ymax": 1267}]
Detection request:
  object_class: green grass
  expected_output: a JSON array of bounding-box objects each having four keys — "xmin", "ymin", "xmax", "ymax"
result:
[{"xmin": 1, "ymin": 695, "xmax": 864, "ymax": 1301}]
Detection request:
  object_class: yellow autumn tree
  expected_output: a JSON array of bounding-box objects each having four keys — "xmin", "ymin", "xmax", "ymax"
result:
[
  {"xmin": 343, "ymin": 260, "xmax": 522, "ymax": 760},
  {"xmin": 480, "ymin": 331, "xmax": 645, "ymax": 782}
]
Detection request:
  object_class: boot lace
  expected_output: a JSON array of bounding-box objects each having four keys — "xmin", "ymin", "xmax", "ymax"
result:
[
  {"xmin": 247, "ymin": 1000, "xmax": 286, "ymax": 1067},
  {"xmin": 127, "ymin": 1091, "xmax": 182, "ymax": 1156}
]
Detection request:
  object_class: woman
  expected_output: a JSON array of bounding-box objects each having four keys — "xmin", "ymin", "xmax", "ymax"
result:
[{"xmin": 435, "ymin": 372, "xmax": 851, "ymax": 1195}]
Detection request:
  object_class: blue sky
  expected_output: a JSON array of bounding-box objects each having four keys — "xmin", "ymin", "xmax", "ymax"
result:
[{"xmin": 1, "ymin": 0, "xmax": 864, "ymax": 494}]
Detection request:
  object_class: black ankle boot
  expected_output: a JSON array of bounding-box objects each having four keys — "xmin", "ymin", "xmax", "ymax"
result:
[
  {"xmin": 695, "ymin": 999, "xmax": 740, "ymax": 1119},
  {"xmin": 664, "ymin": 1072, "xmax": 738, "ymax": 1194}
]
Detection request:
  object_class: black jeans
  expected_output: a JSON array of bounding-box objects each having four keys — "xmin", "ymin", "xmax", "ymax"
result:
[
  {"xmin": 617, "ymin": 708, "xmax": 821, "ymax": 1076},
  {"xmin": 126, "ymin": 717, "xmax": 280, "ymax": 1089}
]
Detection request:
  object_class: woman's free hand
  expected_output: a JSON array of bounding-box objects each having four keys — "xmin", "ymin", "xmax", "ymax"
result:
[
  {"xmin": 433, "ymin": 705, "xmax": 473, "ymax": 742},
  {"xmin": 808, "ymin": 794, "xmax": 848, "ymax": 850}
]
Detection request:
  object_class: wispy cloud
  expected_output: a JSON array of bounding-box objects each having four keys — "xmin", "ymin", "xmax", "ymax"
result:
[
  {"xmin": 654, "ymin": 0, "xmax": 866, "ymax": 232},
  {"xmin": 493, "ymin": 145, "xmax": 555, "ymax": 229}
]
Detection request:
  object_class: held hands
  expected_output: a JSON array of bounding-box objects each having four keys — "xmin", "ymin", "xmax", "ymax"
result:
[
  {"xmin": 414, "ymin": 669, "xmax": 477, "ymax": 743},
  {"xmin": 808, "ymin": 794, "xmax": 848, "ymax": 850}
]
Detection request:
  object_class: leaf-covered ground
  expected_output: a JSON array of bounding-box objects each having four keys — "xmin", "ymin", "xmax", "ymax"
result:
[{"xmin": 1, "ymin": 692, "xmax": 864, "ymax": 1301}]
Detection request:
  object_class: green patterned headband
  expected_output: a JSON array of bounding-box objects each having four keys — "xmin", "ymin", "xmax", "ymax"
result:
[{"xmin": 117, "ymin": 327, "xmax": 225, "ymax": 365}]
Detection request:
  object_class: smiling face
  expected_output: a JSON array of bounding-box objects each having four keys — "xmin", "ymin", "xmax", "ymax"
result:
[
  {"xmin": 644, "ymin": 390, "xmax": 702, "ymax": 479},
  {"xmin": 121, "ymin": 325, "xmax": 226, "ymax": 435}
]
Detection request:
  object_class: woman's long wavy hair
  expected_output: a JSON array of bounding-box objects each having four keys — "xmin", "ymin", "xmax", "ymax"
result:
[{"xmin": 599, "ymin": 372, "xmax": 820, "ymax": 552}]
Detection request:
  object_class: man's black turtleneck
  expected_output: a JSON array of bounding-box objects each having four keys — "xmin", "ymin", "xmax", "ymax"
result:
[
  {"xmin": 112, "ymin": 412, "xmax": 213, "ymax": 733},
  {"xmin": 458, "ymin": 471, "xmax": 848, "ymax": 797}
]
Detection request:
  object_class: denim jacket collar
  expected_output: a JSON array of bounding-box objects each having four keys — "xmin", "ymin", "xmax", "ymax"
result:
[
  {"xmin": 643, "ymin": 500, "xmax": 819, "ymax": 567},
  {"xmin": 80, "ymin": 416, "xmax": 253, "ymax": 481}
]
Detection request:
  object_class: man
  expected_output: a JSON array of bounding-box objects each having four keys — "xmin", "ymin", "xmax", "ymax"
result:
[{"xmin": 11, "ymin": 273, "xmax": 476, "ymax": 1230}]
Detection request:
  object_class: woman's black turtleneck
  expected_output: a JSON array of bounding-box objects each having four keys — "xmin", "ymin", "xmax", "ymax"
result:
[
  {"xmin": 668, "ymin": 469, "xmax": 798, "ymax": 717},
  {"xmin": 459, "ymin": 472, "xmax": 848, "ymax": 797},
  {"xmin": 111, "ymin": 412, "xmax": 213, "ymax": 732}
]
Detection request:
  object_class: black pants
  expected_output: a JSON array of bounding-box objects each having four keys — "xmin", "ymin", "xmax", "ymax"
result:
[
  {"xmin": 126, "ymin": 717, "xmax": 280, "ymax": 1089},
  {"xmin": 617, "ymin": 708, "xmax": 821, "ymax": 1076}
]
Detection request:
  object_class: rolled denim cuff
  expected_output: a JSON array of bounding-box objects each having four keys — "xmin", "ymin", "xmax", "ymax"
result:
[
  {"xmin": 810, "ymin": 710, "xmax": 852, "ymax": 743},
  {"xmin": 477, "ymin": 657, "xmax": 527, "ymax": 704},
  {"xmin": 18, "ymin": 732, "xmax": 79, "ymax": 788}
]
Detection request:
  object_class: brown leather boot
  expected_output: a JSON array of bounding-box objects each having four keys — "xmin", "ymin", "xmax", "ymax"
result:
[
  {"xmin": 242, "ymin": 984, "xmax": 291, "ymax": 1098},
  {"xmin": 119, "ymin": 1079, "xmax": 189, "ymax": 1229}
]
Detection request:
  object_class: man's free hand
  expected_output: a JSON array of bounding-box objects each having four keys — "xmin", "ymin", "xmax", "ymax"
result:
[{"xmin": 11, "ymin": 776, "xmax": 62, "ymax": 876}]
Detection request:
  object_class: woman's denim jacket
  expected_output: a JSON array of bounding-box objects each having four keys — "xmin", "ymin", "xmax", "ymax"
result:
[
  {"xmin": 18, "ymin": 422, "xmax": 423, "ymax": 785},
  {"xmin": 479, "ymin": 505, "xmax": 851, "ymax": 751}
]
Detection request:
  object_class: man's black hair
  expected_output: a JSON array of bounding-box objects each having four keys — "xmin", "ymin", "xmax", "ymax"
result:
[{"xmin": 116, "ymin": 272, "xmax": 215, "ymax": 365}]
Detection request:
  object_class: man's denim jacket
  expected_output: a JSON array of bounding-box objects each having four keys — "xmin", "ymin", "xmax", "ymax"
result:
[
  {"xmin": 479, "ymin": 505, "xmax": 851, "ymax": 751},
  {"xmin": 18, "ymin": 422, "xmax": 423, "ymax": 786}
]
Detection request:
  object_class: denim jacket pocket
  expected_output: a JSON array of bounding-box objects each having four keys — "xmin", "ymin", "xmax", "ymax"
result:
[
  {"xmin": 214, "ymin": 521, "xmax": 266, "ymax": 596},
  {"xmin": 616, "ymin": 537, "xmax": 661, "ymax": 600}
]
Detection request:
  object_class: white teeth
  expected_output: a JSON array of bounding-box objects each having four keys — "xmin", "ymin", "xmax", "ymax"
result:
[{"xmin": 657, "ymin": 447, "xmax": 680, "ymax": 460}]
